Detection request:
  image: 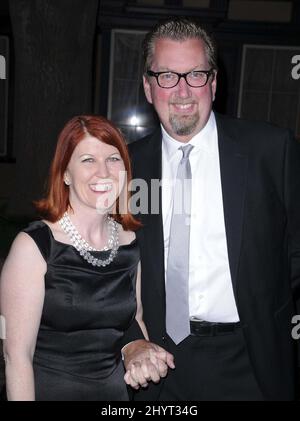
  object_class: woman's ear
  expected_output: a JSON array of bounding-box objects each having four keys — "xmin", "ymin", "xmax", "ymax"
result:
[{"xmin": 64, "ymin": 172, "xmax": 71, "ymax": 186}]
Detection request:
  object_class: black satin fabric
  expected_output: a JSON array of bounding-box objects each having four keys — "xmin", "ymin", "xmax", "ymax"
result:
[{"xmin": 23, "ymin": 221, "xmax": 139, "ymax": 401}]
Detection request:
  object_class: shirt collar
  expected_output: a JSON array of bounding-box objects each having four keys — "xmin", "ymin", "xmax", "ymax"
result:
[{"xmin": 162, "ymin": 111, "xmax": 217, "ymax": 160}]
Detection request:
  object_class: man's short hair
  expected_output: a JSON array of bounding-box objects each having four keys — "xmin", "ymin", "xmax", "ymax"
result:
[{"xmin": 142, "ymin": 17, "xmax": 218, "ymax": 74}]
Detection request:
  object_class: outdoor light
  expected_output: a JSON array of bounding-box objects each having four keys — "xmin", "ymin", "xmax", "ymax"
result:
[{"xmin": 129, "ymin": 115, "xmax": 140, "ymax": 126}]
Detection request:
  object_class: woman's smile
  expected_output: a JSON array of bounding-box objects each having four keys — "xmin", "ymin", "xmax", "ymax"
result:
[{"xmin": 89, "ymin": 182, "xmax": 113, "ymax": 193}]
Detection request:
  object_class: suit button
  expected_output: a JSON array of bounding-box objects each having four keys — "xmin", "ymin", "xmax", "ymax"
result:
[{"xmin": 162, "ymin": 335, "xmax": 166, "ymax": 341}]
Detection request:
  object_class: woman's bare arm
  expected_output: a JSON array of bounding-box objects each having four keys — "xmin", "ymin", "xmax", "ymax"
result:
[{"xmin": 0, "ymin": 233, "xmax": 46, "ymax": 401}]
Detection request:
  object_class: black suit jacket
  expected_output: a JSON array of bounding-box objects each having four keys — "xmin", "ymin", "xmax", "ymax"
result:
[{"xmin": 127, "ymin": 113, "xmax": 300, "ymax": 400}]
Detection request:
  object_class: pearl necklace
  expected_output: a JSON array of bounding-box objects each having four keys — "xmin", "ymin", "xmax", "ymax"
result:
[{"xmin": 58, "ymin": 212, "xmax": 119, "ymax": 267}]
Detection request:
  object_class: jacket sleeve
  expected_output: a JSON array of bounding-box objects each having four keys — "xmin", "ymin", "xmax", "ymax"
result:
[{"xmin": 121, "ymin": 319, "xmax": 144, "ymax": 348}]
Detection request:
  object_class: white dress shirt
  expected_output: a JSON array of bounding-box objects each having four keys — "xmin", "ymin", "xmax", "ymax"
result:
[{"xmin": 161, "ymin": 112, "xmax": 240, "ymax": 322}]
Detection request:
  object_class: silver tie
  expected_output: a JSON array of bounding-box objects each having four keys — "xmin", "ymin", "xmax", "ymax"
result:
[{"xmin": 166, "ymin": 144, "xmax": 194, "ymax": 345}]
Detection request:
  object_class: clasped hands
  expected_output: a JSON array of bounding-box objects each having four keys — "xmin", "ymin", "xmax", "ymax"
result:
[{"xmin": 123, "ymin": 339, "xmax": 175, "ymax": 389}]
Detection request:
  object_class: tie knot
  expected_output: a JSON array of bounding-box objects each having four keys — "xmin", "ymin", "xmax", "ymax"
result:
[{"xmin": 179, "ymin": 144, "xmax": 194, "ymax": 160}]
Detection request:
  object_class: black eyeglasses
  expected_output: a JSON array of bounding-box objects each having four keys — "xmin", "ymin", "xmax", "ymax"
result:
[{"xmin": 146, "ymin": 69, "xmax": 215, "ymax": 88}]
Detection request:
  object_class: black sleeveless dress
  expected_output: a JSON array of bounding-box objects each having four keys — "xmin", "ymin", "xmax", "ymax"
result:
[{"xmin": 23, "ymin": 221, "xmax": 139, "ymax": 401}]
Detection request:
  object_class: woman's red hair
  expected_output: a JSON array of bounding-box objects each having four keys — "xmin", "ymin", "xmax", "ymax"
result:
[{"xmin": 35, "ymin": 115, "xmax": 141, "ymax": 231}]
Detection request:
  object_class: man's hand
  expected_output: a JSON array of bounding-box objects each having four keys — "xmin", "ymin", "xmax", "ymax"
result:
[{"xmin": 123, "ymin": 339, "xmax": 175, "ymax": 389}]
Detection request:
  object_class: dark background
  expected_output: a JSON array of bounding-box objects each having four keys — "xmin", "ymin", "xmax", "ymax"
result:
[
  {"xmin": 0, "ymin": 0, "xmax": 300, "ymax": 399},
  {"xmin": 0, "ymin": 0, "xmax": 299, "ymax": 218}
]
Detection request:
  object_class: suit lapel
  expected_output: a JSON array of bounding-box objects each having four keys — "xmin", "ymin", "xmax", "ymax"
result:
[
  {"xmin": 138, "ymin": 130, "xmax": 166, "ymax": 302},
  {"xmin": 216, "ymin": 115, "xmax": 248, "ymax": 296}
]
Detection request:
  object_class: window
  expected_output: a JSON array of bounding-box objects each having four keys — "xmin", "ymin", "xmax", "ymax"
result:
[
  {"xmin": 238, "ymin": 44, "xmax": 300, "ymax": 138},
  {"xmin": 108, "ymin": 29, "xmax": 158, "ymax": 143}
]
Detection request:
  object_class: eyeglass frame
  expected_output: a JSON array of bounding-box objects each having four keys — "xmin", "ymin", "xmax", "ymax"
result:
[{"xmin": 146, "ymin": 69, "xmax": 215, "ymax": 89}]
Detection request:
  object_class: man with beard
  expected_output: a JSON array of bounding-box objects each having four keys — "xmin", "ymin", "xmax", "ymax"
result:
[{"xmin": 123, "ymin": 17, "xmax": 300, "ymax": 401}]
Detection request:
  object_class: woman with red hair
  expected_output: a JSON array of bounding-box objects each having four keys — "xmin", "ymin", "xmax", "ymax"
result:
[{"xmin": 0, "ymin": 115, "xmax": 173, "ymax": 401}]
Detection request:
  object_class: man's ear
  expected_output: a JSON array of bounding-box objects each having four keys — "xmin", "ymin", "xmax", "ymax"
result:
[{"xmin": 143, "ymin": 75, "xmax": 153, "ymax": 104}]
